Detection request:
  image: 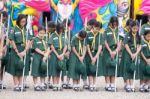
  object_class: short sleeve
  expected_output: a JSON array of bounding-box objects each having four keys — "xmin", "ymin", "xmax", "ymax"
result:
[
  {"xmin": 9, "ymin": 28, "xmax": 15, "ymax": 40},
  {"xmin": 71, "ymin": 36, "xmax": 76, "ymax": 47},
  {"xmin": 123, "ymin": 34, "xmax": 129, "ymax": 44},
  {"xmin": 32, "ymin": 38, "xmax": 38, "ymax": 49}
]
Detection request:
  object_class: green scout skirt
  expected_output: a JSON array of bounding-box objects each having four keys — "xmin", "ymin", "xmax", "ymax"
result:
[
  {"xmin": 31, "ymin": 52, "xmax": 47, "ymax": 77},
  {"xmin": 8, "ymin": 44, "xmax": 30, "ymax": 76},
  {"xmin": 86, "ymin": 51, "xmax": 103, "ymax": 76},
  {"xmin": 102, "ymin": 46, "xmax": 119, "ymax": 76},
  {"xmin": 68, "ymin": 52, "xmax": 87, "ymax": 80},
  {"xmin": 48, "ymin": 50, "xmax": 66, "ymax": 77},
  {"xmin": 139, "ymin": 58, "xmax": 150, "ymax": 80},
  {"xmin": 121, "ymin": 50, "xmax": 140, "ymax": 80}
]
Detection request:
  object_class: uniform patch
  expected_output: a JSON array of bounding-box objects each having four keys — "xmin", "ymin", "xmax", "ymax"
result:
[
  {"xmin": 15, "ymin": 32, "xmax": 21, "ymax": 34},
  {"xmin": 37, "ymin": 41, "xmax": 42, "ymax": 44},
  {"xmin": 88, "ymin": 37, "xmax": 94, "ymax": 39},
  {"xmin": 107, "ymin": 32, "xmax": 112, "ymax": 35},
  {"xmin": 53, "ymin": 37, "xmax": 58, "ymax": 40},
  {"xmin": 145, "ymin": 27, "xmax": 150, "ymax": 30},
  {"xmin": 142, "ymin": 44, "xmax": 147, "ymax": 47}
]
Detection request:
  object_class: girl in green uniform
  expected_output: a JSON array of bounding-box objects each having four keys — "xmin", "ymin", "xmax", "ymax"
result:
[
  {"xmin": 47, "ymin": 21, "xmax": 56, "ymax": 89},
  {"xmin": 69, "ymin": 30, "xmax": 87, "ymax": 91},
  {"xmin": 140, "ymin": 14, "xmax": 150, "ymax": 36},
  {"xmin": 0, "ymin": 11, "xmax": 8, "ymax": 90},
  {"xmin": 48, "ymin": 23, "xmax": 67, "ymax": 91},
  {"xmin": 119, "ymin": 18, "xmax": 133, "ymax": 89},
  {"xmin": 31, "ymin": 26, "xmax": 50, "ymax": 91},
  {"xmin": 139, "ymin": 30, "xmax": 150, "ymax": 92},
  {"xmin": 122, "ymin": 21, "xmax": 141, "ymax": 92},
  {"xmin": 86, "ymin": 21, "xmax": 103, "ymax": 91},
  {"xmin": 8, "ymin": 14, "xmax": 31, "ymax": 91},
  {"xmin": 103, "ymin": 16, "xmax": 121, "ymax": 92}
]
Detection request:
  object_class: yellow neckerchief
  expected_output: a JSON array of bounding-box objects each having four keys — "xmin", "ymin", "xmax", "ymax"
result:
[
  {"xmin": 16, "ymin": 25, "xmax": 26, "ymax": 46},
  {"xmin": 91, "ymin": 31, "xmax": 98, "ymax": 51},
  {"xmin": 55, "ymin": 32, "xmax": 62, "ymax": 50},
  {"xmin": 37, "ymin": 35, "xmax": 47, "ymax": 51},
  {"xmin": 109, "ymin": 26, "xmax": 117, "ymax": 44},
  {"xmin": 65, "ymin": 28, "xmax": 68, "ymax": 40},
  {"xmin": 144, "ymin": 39, "xmax": 150, "ymax": 50},
  {"xmin": 76, "ymin": 34, "xmax": 83, "ymax": 55},
  {"xmin": 48, "ymin": 32, "xmax": 51, "ymax": 38},
  {"xmin": 132, "ymin": 33, "xmax": 137, "ymax": 48}
]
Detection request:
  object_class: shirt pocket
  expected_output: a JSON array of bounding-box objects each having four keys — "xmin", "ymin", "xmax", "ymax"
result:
[{"xmin": 14, "ymin": 32, "xmax": 23, "ymax": 43}]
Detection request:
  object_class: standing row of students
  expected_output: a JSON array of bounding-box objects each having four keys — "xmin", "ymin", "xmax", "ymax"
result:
[{"xmin": 0, "ymin": 12, "xmax": 150, "ymax": 92}]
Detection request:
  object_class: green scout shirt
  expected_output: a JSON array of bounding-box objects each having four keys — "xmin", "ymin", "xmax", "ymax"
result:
[
  {"xmin": 104, "ymin": 27, "xmax": 120, "ymax": 50},
  {"xmin": 140, "ymin": 22, "xmax": 150, "ymax": 35},
  {"xmin": 141, "ymin": 40, "xmax": 150, "ymax": 58},
  {"xmin": 48, "ymin": 32, "xmax": 68, "ymax": 50},
  {"xmin": 124, "ymin": 33, "xmax": 141, "ymax": 53},
  {"xmin": 71, "ymin": 34, "xmax": 87, "ymax": 55},
  {"xmin": 87, "ymin": 32, "xmax": 103, "ymax": 51},
  {"xmin": 9, "ymin": 26, "xmax": 32, "ymax": 45},
  {"xmin": 33, "ymin": 37, "xmax": 48, "ymax": 51}
]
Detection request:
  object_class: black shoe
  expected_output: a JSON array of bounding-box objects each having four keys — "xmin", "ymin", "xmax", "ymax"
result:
[
  {"xmin": 145, "ymin": 88, "xmax": 150, "ymax": 92},
  {"xmin": 83, "ymin": 85, "xmax": 89, "ymax": 89},
  {"xmin": 53, "ymin": 86, "xmax": 58, "ymax": 91},
  {"xmin": 105, "ymin": 87, "xmax": 111, "ymax": 91},
  {"xmin": 48, "ymin": 83, "xmax": 53, "ymax": 89},
  {"xmin": 89, "ymin": 87, "xmax": 94, "ymax": 92},
  {"xmin": 0, "ymin": 84, "xmax": 6, "ymax": 89},
  {"xmin": 111, "ymin": 87, "xmax": 116, "ymax": 92},
  {"xmin": 34, "ymin": 86, "xmax": 41, "ymax": 91},
  {"xmin": 13, "ymin": 87, "xmax": 21, "ymax": 92},
  {"xmin": 41, "ymin": 86, "xmax": 46, "ymax": 91},
  {"xmin": 19, "ymin": 87, "xmax": 26, "ymax": 92},
  {"xmin": 62, "ymin": 84, "xmax": 67, "ymax": 89},
  {"xmin": 126, "ymin": 88, "xmax": 131, "ymax": 92},
  {"xmin": 67, "ymin": 84, "xmax": 72, "ymax": 89},
  {"xmin": 131, "ymin": 88, "xmax": 136, "ymax": 92},
  {"xmin": 73, "ymin": 87, "xmax": 80, "ymax": 92},
  {"xmin": 139, "ymin": 88, "xmax": 145, "ymax": 92}
]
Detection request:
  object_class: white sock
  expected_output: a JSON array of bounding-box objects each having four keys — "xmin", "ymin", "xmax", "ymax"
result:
[
  {"xmin": 126, "ymin": 85, "xmax": 130, "ymax": 89},
  {"xmin": 34, "ymin": 83, "xmax": 39, "ymax": 87},
  {"xmin": 140, "ymin": 84, "xmax": 145, "ymax": 88},
  {"xmin": 0, "ymin": 80, "xmax": 2, "ymax": 84},
  {"xmin": 41, "ymin": 83, "xmax": 45, "ymax": 87},
  {"xmin": 130, "ymin": 85, "xmax": 134, "ymax": 89},
  {"xmin": 110, "ymin": 83, "xmax": 115, "ymax": 87},
  {"xmin": 144, "ymin": 85, "xmax": 149, "ymax": 89},
  {"xmin": 106, "ymin": 83, "xmax": 110, "ymax": 88}
]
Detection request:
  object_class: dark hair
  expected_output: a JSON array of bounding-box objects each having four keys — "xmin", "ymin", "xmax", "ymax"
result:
[
  {"xmin": 148, "ymin": 14, "xmax": 150, "ymax": 19},
  {"xmin": 94, "ymin": 21, "xmax": 102, "ymax": 29},
  {"xmin": 38, "ymin": 26, "xmax": 46, "ymax": 32},
  {"xmin": 16, "ymin": 14, "xmax": 27, "ymax": 27},
  {"xmin": 56, "ymin": 23, "xmax": 64, "ymax": 34},
  {"xmin": 109, "ymin": 16, "xmax": 118, "ymax": 26},
  {"xmin": 129, "ymin": 21, "xmax": 141, "ymax": 44},
  {"xmin": 48, "ymin": 21, "xmax": 56, "ymax": 28},
  {"xmin": 87, "ymin": 19, "xmax": 97, "ymax": 26},
  {"xmin": 144, "ymin": 30, "xmax": 150, "ymax": 36},
  {"xmin": 78, "ymin": 30, "xmax": 87, "ymax": 38},
  {"xmin": 1, "ymin": 11, "xmax": 8, "ymax": 18},
  {"xmin": 63, "ymin": 19, "xmax": 71, "ymax": 27},
  {"xmin": 126, "ymin": 18, "xmax": 133, "ymax": 27}
]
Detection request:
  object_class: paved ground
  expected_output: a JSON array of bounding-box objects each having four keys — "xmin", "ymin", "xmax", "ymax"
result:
[{"xmin": 0, "ymin": 73, "xmax": 150, "ymax": 99}]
